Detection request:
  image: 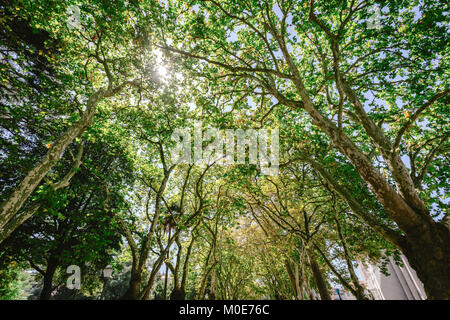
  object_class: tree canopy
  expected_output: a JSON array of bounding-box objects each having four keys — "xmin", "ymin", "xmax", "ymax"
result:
[{"xmin": 0, "ymin": 0, "xmax": 448, "ymax": 300}]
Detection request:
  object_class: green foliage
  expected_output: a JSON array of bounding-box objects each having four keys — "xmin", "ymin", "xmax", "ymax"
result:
[{"xmin": 1, "ymin": 0, "xmax": 448, "ymax": 300}]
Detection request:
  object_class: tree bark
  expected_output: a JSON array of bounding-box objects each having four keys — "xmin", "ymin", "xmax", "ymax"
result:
[
  {"xmin": 307, "ymin": 252, "xmax": 331, "ymax": 300},
  {"xmin": 285, "ymin": 259, "xmax": 303, "ymax": 300},
  {"xmin": 0, "ymin": 91, "xmax": 102, "ymax": 241},
  {"xmin": 170, "ymin": 232, "xmax": 197, "ymax": 300},
  {"xmin": 121, "ymin": 268, "xmax": 142, "ymax": 300},
  {"xmin": 139, "ymin": 255, "xmax": 166, "ymax": 300},
  {"xmin": 402, "ymin": 223, "xmax": 450, "ymax": 299},
  {"xmin": 163, "ymin": 262, "xmax": 169, "ymax": 300},
  {"xmin": 39, "ymin": 260, "xmax": 58, "ymax": 300},
  {"xmin": 197, "ymin": 240, "xmax": 215, "ymax": 300},
  {"xmin": 170, "ymin": 287, "xmax": 186, "ymax": 300}
]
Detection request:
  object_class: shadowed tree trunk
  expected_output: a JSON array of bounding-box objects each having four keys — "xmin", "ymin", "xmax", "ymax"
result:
[
  {"xmin": 119, "ymin": 157, "xmax": 175, "ymax": 300},
  {"xmin": 285, "ymin": 259, "xmax": 303, "ymax": 300},
  {"xmin": 39, "ymin": 259, "xmax": 59, "ymax": 300},
  {"xmin": 307, "ymin": 251, "xmax": 331, "ymax": 300},
  {"xmin": 121, "ymin": 271, "xmax": 142, "ymax": 300},
  {"xmin": 170, "ymin": 230, "xmax": 197, "ymax": 300}
]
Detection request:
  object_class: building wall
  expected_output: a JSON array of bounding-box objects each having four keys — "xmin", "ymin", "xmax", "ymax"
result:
[{"xmin": 357, "ymin": 255, "xmax": 427, "ymax": 300}]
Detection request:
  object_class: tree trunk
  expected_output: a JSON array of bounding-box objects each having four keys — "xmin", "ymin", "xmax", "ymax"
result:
[
  {"xmin": 304, "ymin": 268, "xmax": 313, "ymax": 300},
  {"xmin": 0, "ymin": 144, "xmax": 83, "ymax": 244},
  {"xmin": 121, "ymin": 270, "xmax": 142, "ymax": 300},
  {"xmin": 39, "ymin": 262, "xmax": 58, "ymax": 300},
  {"xmin": 209, "ymin": 268, "xmax": 216, "ymax": 300},
  {"xmin": 171, "ymin": 233, "xmax": 196, "ymax": 301},
  {"xmin": 402, "ymin": 222, "xmax": 450, "ymax": 300},
  {"xmin": 307, "ymin": 252, "xmax": 331, "ymax": 300},
  {"xmin": 0, "ymin": 91, "xmax": 102, "ymax": 242},
  {"xmin": 138, "ymin": 252, "xmax": 168, "ymax": 300},
  {"xmin": 141, "ymin": 285, "xmax": 152, "ymax": 300},
  {"xmin": 295, "ymin": 263, "xmax": 304, "ymax": 300},
  {"xmin": 307, "ymin": 157, "xmax": 450, "ymax": 299},
  {"xmin": 197, "ymin": 244, "xmax": 214, "ymax": 300},
  {"xmin": 163, "ymin": 263, "xmax": 169, "ymax": 300},
  {"xmin": 283, "ymin": 56, "xmax": 449, "ymax": 298},
  {"xmin": 170, "ymin": 287, "xmax": 186, "ymax": 300},
  {"xmin": 0, "ymin": 204, "xmax": 40, "ymax": 244},
  {"xmin": 285, "ymin": 259, "xmax": 301, "ymax": 299}
]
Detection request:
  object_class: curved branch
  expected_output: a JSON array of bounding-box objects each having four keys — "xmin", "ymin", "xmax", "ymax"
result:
[{"xmin": 393, "ymin": 90, "xmax": 449, "ymax": 151}]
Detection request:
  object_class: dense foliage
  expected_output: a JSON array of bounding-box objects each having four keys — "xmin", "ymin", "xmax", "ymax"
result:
[{"xmin": 0, "ymin": 0, "xmax": 448, "ymax": 300}]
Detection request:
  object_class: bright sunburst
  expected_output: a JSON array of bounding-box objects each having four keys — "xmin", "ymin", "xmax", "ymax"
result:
[{"xmin": 157, "ymin": 65, "xmax": 168, "ymax": 78}]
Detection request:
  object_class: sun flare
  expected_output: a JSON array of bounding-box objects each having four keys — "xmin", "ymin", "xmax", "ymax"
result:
[{"xmin": 157, "ymin": 65, "xmax": 168, "ymax": 78}]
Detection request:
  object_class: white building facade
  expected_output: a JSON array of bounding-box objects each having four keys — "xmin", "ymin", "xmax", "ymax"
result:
[{"xmin": 357, "ymin": 255, "xmax": 427, "ymax": 300}]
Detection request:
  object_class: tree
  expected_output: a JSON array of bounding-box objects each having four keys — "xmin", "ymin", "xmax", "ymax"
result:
[
  {"xmin": 1, "ymin": 0, "xmax": 448, "ymax": 300},
  {"xmin": 0, "ymin": 135, "xmax": 133, "ymax": 299},
  {"xmin": 0, "ymin": 0, "xmax": 155, "ymax": 240},
  {"xmin": 159, "ymin": 0, "xmax": 449, "ymax": 298}
]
